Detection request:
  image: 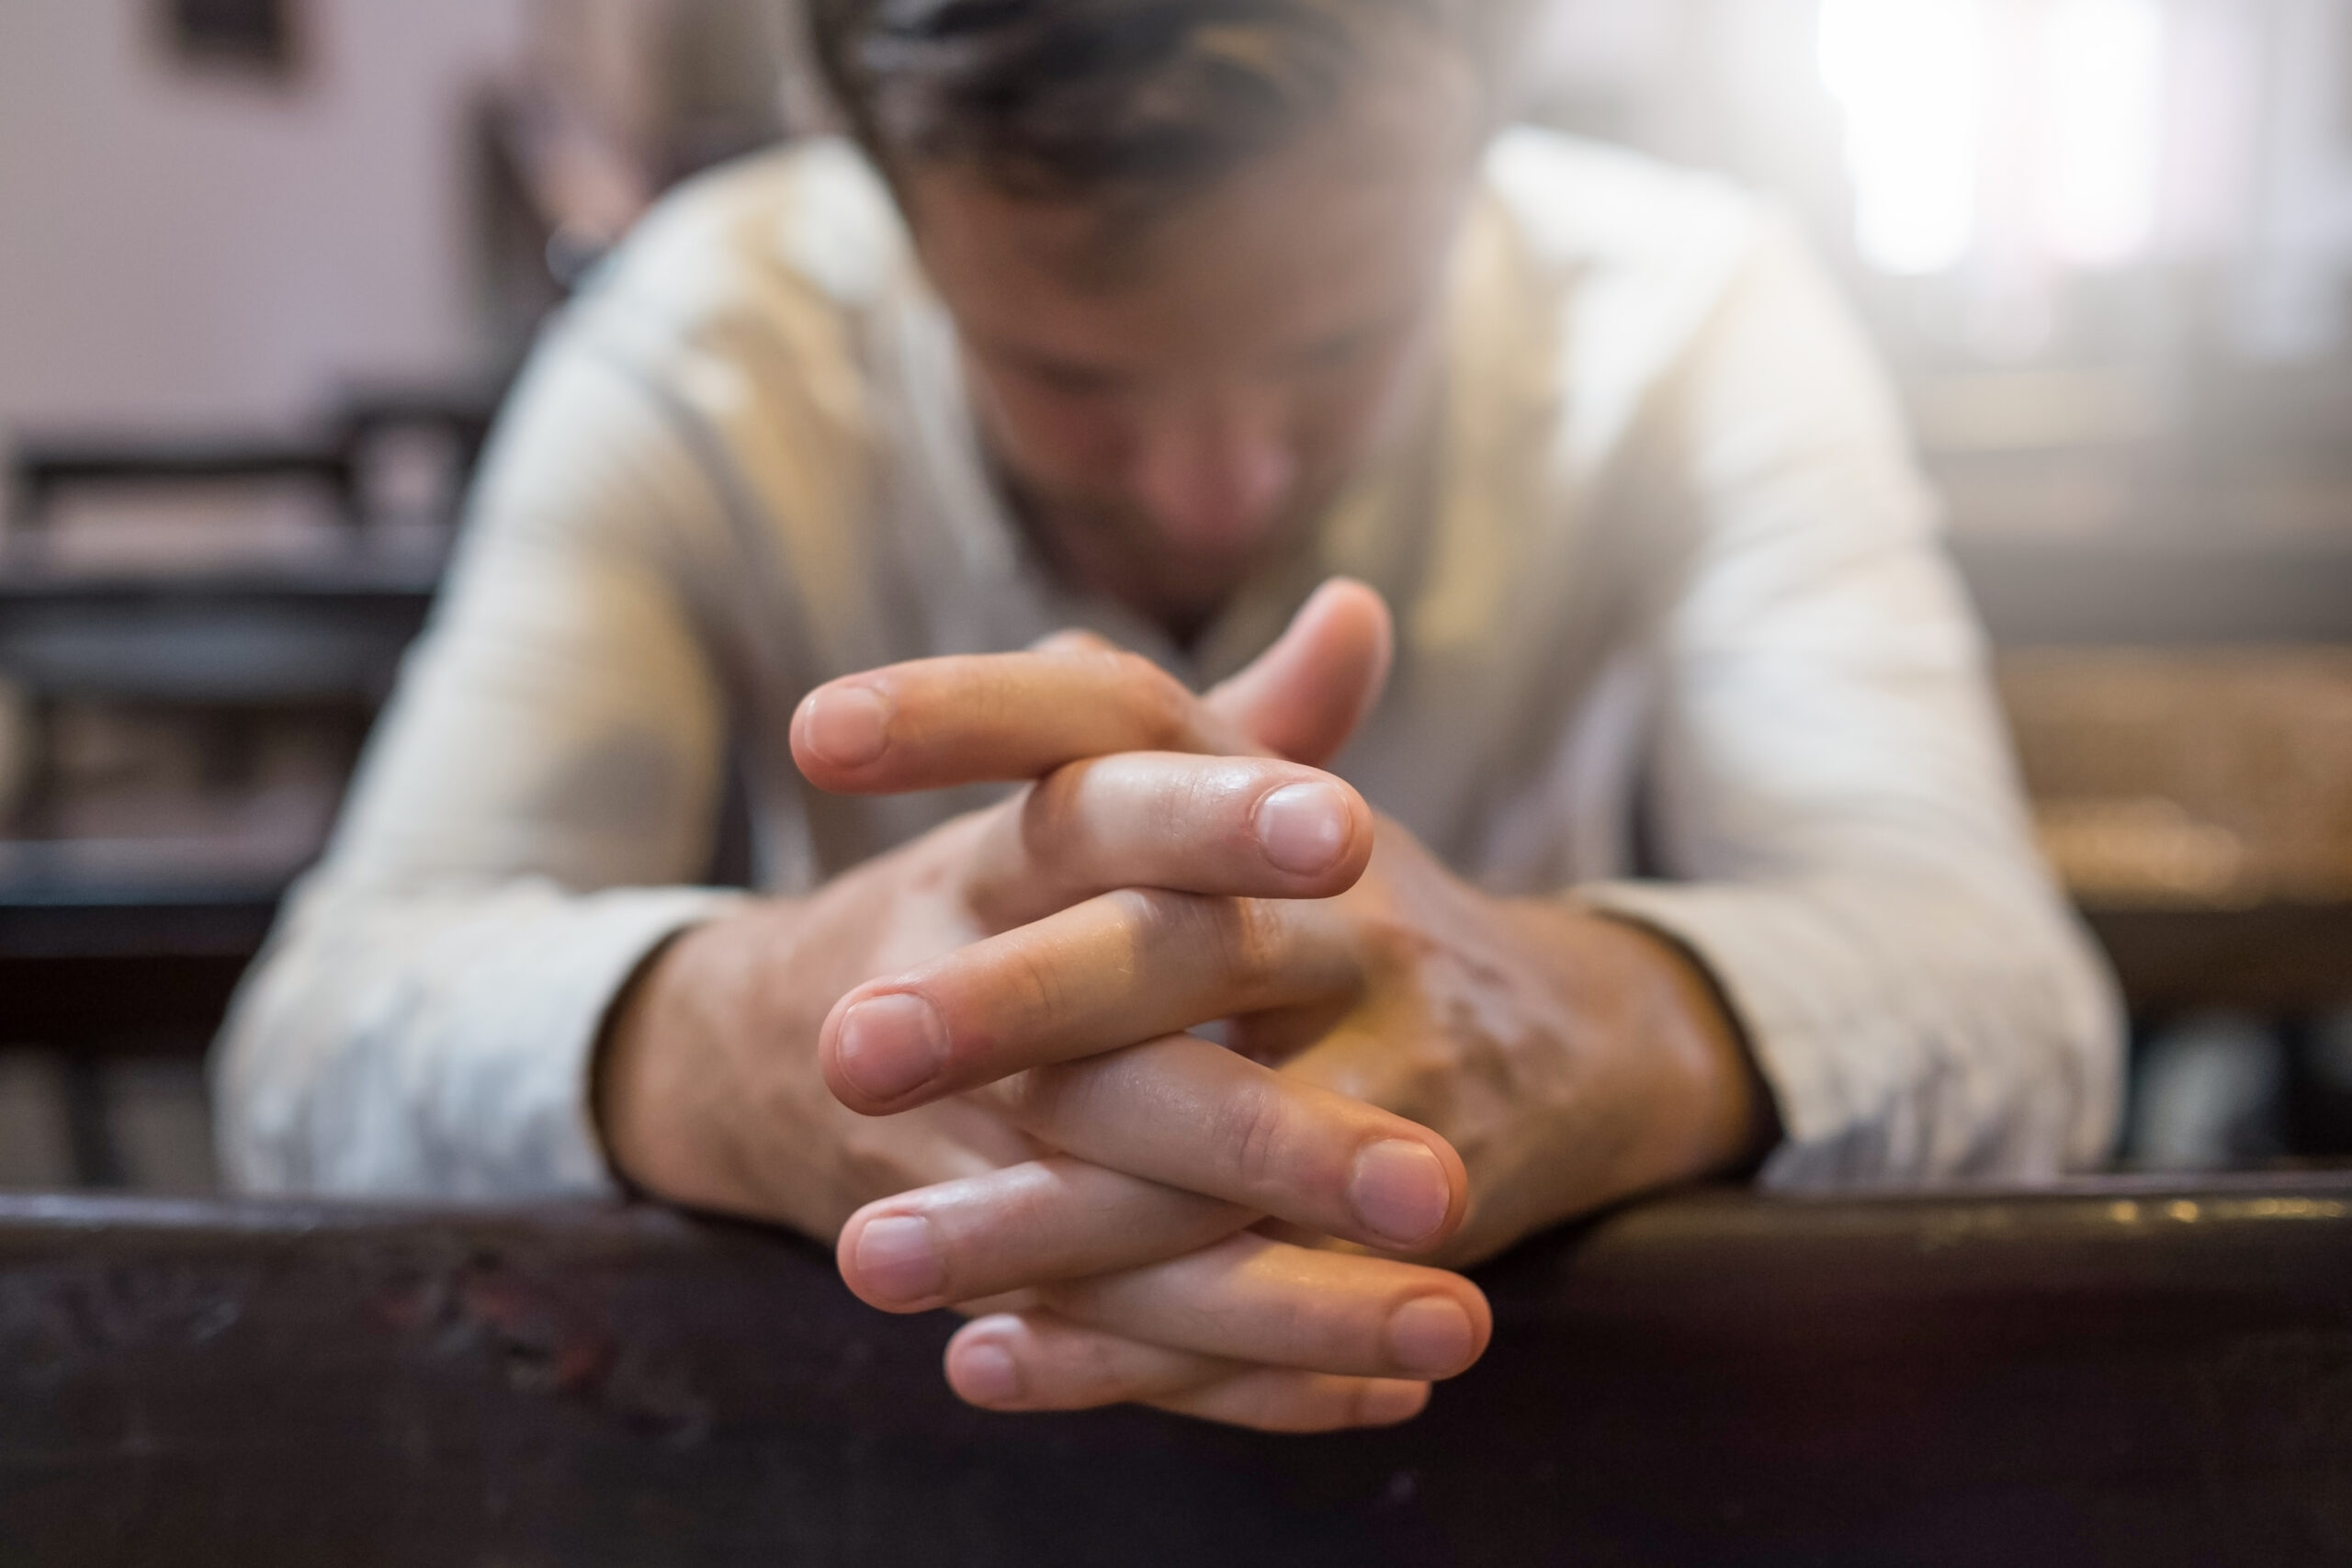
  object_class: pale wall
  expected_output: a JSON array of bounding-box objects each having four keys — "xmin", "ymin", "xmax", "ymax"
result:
[{"xmin": 0, "ymin": 0, "xmax": 529, "ymax": 446}]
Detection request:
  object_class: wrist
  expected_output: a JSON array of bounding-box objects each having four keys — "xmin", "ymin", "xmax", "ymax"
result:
[
  {"xmin": 592, "ymin": 919, "xmax": 714, "ymax": 1200},
  {"xmin": 1582, "ymin": 909, "xmax": 1780, "ymax": 1184},
  {"xmin": 592, "ymin": 901, "xmax": 808, "ymax": 1209}
]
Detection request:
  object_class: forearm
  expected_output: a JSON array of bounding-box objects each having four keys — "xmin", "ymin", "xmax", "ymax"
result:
[{"xmin": 594, "ymin": 894, "xmax": 834, "ymax": 1223}]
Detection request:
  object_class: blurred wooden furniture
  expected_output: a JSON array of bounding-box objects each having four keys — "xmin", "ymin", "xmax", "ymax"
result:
[
  {"xmin": 0, "ymin": 412, "xmax": 472, "ymax": 1180},
  {"xmin": 0, "ymin": 1177, "xmax": 2345, "ymax": 1566},
  {"xmin": 8, "ymin": 397, "xmax": 492, "ymax": 541},
  {"xmin": 2004, "ymin": 656, "xmax": 2351, "ymax": 1024},
  {"xmin": 0, "ymin": 397, "xmax": 480, "ymax": 844},
  {"xmin": 1951, "ymin": 532, "xmax": 2352, "ymax": 649},
  {"xmin": 1997, "ymin": 647, "xmax": 2352, "ymax": 1018},
  {"xmin": 0, "ymin": 552, "xmax": 440, "ymax": 722},
  {"xmin": 8, "ymin": 443, "xmax": 359, "ymax": 533},
  {"xmin": 1959, "ymin": 535, "xmax": 2352, "ymax": 1022},
  {"xmin": 0, "ymin": 502, "xmax": 444, "ymax": 1034}
]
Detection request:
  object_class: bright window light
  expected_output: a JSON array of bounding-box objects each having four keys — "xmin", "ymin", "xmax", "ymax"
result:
[
  {"xmin": 2036, "ymin": 0, "xmax": 2166, "ymax": 268},
  {"xmin": 1819, "ymin": 0, "xmax": 1987, "ymax": 275}
]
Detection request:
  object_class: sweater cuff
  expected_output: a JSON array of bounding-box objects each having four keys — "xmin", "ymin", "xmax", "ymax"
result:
[
  {"xmin": 540, "ymin": 887, "xmax": 748, "ymax": 1192},
  {"xmin": 411, "ymin": 884, "xmax": 746, "ymax": 1198},
  {"xmin": 1574, "ymin": 878, "xmax": 1894, "ymax": 1187}
]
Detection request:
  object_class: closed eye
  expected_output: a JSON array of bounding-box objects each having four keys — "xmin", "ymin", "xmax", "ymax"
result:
[{"xmin": 1010, "ymin": 355, "xmax": 1136, "ymax": 400}]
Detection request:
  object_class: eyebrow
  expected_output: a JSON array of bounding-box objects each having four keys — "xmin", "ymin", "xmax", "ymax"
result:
[
  {"xmin": 1275, "ymin": 297, "xmax": 1426, "ymax": 370},
  {"xmin": 988, "ymin": 342, "xmax": 1140, "ymax": 390},
  {"xmin": 967, "ymin": 294, "xmax": 1423, "ymax": 386}
]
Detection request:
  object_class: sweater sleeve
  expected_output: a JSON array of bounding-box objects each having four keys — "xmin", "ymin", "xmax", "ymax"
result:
[
  {"xmin": 1577, "ymin": 220, "xmax": 2124, "ymax": 1186},
  {"xmin": 211, "ymin": 324, "xmax": 752, "ymax": 1197}
]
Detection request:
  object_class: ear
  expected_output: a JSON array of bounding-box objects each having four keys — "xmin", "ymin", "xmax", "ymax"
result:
[{"xmin": 1204, "ymin": 579, "xmax": 1395, "ymax": 766}]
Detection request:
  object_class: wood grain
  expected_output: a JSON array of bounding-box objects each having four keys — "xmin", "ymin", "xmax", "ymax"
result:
[{"xmin": 1, "ymin": 1179, "xmax": 2346, "ymax": 1566}]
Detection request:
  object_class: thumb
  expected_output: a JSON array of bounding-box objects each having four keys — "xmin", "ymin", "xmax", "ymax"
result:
[{"xmin": 1205, "ymin": 578, "xmax": 1394, "ymax": 766}]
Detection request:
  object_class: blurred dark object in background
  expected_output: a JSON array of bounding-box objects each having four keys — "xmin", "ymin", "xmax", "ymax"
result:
[
  {"xmin": 2004, "ymin": 649, "xmax": 2352, "ymax": 912},
  {"xmin": 161, "ymin": 0, "xmax": 300, "ymax": 80},
  {"xmin": 477, "ymin": 0, "xmax": 804, "ymax": 337},
  {"xmin": 1999, "ymin": 647, "xmax": 2352, "ymax": 1168},
  {"xmin": 0, "ymin": 392, "xmax": 491, "ymax": 1190}
]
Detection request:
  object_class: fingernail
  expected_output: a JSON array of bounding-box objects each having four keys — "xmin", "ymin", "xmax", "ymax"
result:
[
  {"xmin": 1349, "ymin": 1139, "xmax": 1452, "ymax": 1248},
  {"xmin": 854, "ymin": 1214, "xmax": 944, "ymax": 1304},
  {"xmin": 953, "ymin": 1337, "xmax": 1024, "ymax": 1405},
  {"xmin": 1386, "ymin": 1296, "xmax": 1477, "ymax": 1379},
  {"xmin": 1255, "ymin": 781, "xmax": 1351, "ymax": 875},
  {"xmin": 1358, "ymin": 1379, "xmax": 1432, "ymax": 1427},
  {"xmin": 835, "ymin": 992, "xmax": 949, "ymax": 1103},
  {"xmin": 801, "ymin": 684, "xmax": 893, "ymax": 769}
]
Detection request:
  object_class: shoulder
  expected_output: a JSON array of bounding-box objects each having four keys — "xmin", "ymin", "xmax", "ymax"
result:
[
  {"xmin": 1478, "ymin": 126, "xmax": 1769, "ymax": 283},
  {"xmin": 480, "ymin": 141, "xmax": 915, "ymax": 573},
  {"xmin": 1459, "ymin": 129, "xmax": 1846, "ymax": 468},
  {"xmin": 1474, "ymin": 127, "xmax": 1791, "ymax": 355},
  {"xmin": 572, "ymin": 137, "xmax": 912, "ymax": 351}
]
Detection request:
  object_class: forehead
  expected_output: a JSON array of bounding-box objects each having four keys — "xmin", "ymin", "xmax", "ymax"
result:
[{"xmin": 901, "ymin": 57, "xmax": 1483, "ymax": 365}]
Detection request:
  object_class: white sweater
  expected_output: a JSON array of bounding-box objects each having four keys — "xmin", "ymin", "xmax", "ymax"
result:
[{"xmin": 214, "ymin": 130, "xmax": 2122, "ymax": 1201}]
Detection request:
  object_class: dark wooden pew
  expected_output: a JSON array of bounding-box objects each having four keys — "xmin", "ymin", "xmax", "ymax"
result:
[
  {"xmin": 1950, "ymin": 533, "xmax": 2352, "ymax": 649},
  {"xmin": 1957, "ymin": 533, "xmax": 2352, "ymax": 1026},
  {"xmin": 7, "ymin": 444, "xmax": 361, "ymax": 534},
  {"xmin": 2, "ymin": 1177, "xmax": 2346, "ymax": 1566},
  {"xmin": 0, "ymin": 558, "xmax": 441, "ymax": 1179},
  {"xmin": 0, "ymin": 434, "xmax": 448, "ymax": 1180}
]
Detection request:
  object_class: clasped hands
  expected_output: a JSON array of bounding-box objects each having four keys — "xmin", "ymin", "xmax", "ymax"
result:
[{"xmin": 598, "ymin": 581, "xmax": 1768, "ymax": 1433}]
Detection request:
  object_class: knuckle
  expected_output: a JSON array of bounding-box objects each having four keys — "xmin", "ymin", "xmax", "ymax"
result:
[
  {"xmin": 1069, "ymin": 1326, "xmax": 1136, "ymax": 1393},
  {"xmin": 1019, "ymin": 768, "xmax": 1088, "ymax": 863},
  {"xmin": 1216, "ymin": 1078, "xmax": 1294, "ymax": 1195},
  {"xmin": 1119, "ymin": 887, "xmax": 1278, "ymax": 989},
  {"xmin": 830, "ymin": 1124, "xmax": 927, "ymax": 1222},
  {"xmin": 1137, "ymin": 758, "xmax": 1251, "ymax": 867},
  {"xmin": 979, "ymin": 1164, "xmax": 1065, "ymax": 1255},
  {"xmin": 993, "ymin": 1057, "xmax": 1121, "ymax": 1150},
  {"xmin": 1352, "ymin": 905, "xmax": 1435, "ymax": 972},
  {"xmin": 1108, "ymin": 652, "xmax": 1197, "ymax": 749},
  {"xmin": 1206, "ymin": 897, "xmax": 1286, "ymax": 993},
  {"xmin": 987, "ymin": 1065, "xmax": 1056, "ymax": 1130},
  {"xmin": 1165, "ymin": 765, "xmax": 1219, "ymax": 847},
  {"xmin": 1225, "ymin": 1376, "xmax": 1300, "ymax": 1431},
  {"xmin": 1107, "ymin": 883, "xmax": 1185, "ymax": 943},
  {"xmin": 1000, "ymin": 930, "xmax": 1070, "ymax": 1024}
]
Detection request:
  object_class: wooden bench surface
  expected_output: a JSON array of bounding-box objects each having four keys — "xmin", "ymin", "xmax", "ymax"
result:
[{"xmin": 2, "ymin": 1176, "xmax": 2347, "ymax": 1566}]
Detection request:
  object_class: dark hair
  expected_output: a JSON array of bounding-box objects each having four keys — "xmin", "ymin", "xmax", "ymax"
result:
[{"xmin": 805, "ymin": 0, "xmax": 1518, "ymax": 199}]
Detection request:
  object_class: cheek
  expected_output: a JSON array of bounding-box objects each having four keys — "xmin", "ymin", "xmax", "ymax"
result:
[
  {"xmin": 1290, "ymin": 344, "xmax": 1431, "ymax": 478},
  {"xmin": 973, "ymin": 378, "xmax": 1135, "ymax": 491}
]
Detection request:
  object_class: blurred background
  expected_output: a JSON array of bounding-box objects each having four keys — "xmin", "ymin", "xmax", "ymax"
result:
[{"xmin": 0, "ymin": 0, "xmax": 2346, "ymax": 1192}]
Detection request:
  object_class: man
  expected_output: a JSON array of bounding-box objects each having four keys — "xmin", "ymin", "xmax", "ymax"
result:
[{"xmin": 217, "ymin": 0, "xmax": 2120, "ymax": 1433}]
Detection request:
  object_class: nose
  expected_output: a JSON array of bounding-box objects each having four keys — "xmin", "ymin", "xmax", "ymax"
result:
[{"xmin": 1131, "ymin": 397, "xmax": 1299, "ymax": 553}]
